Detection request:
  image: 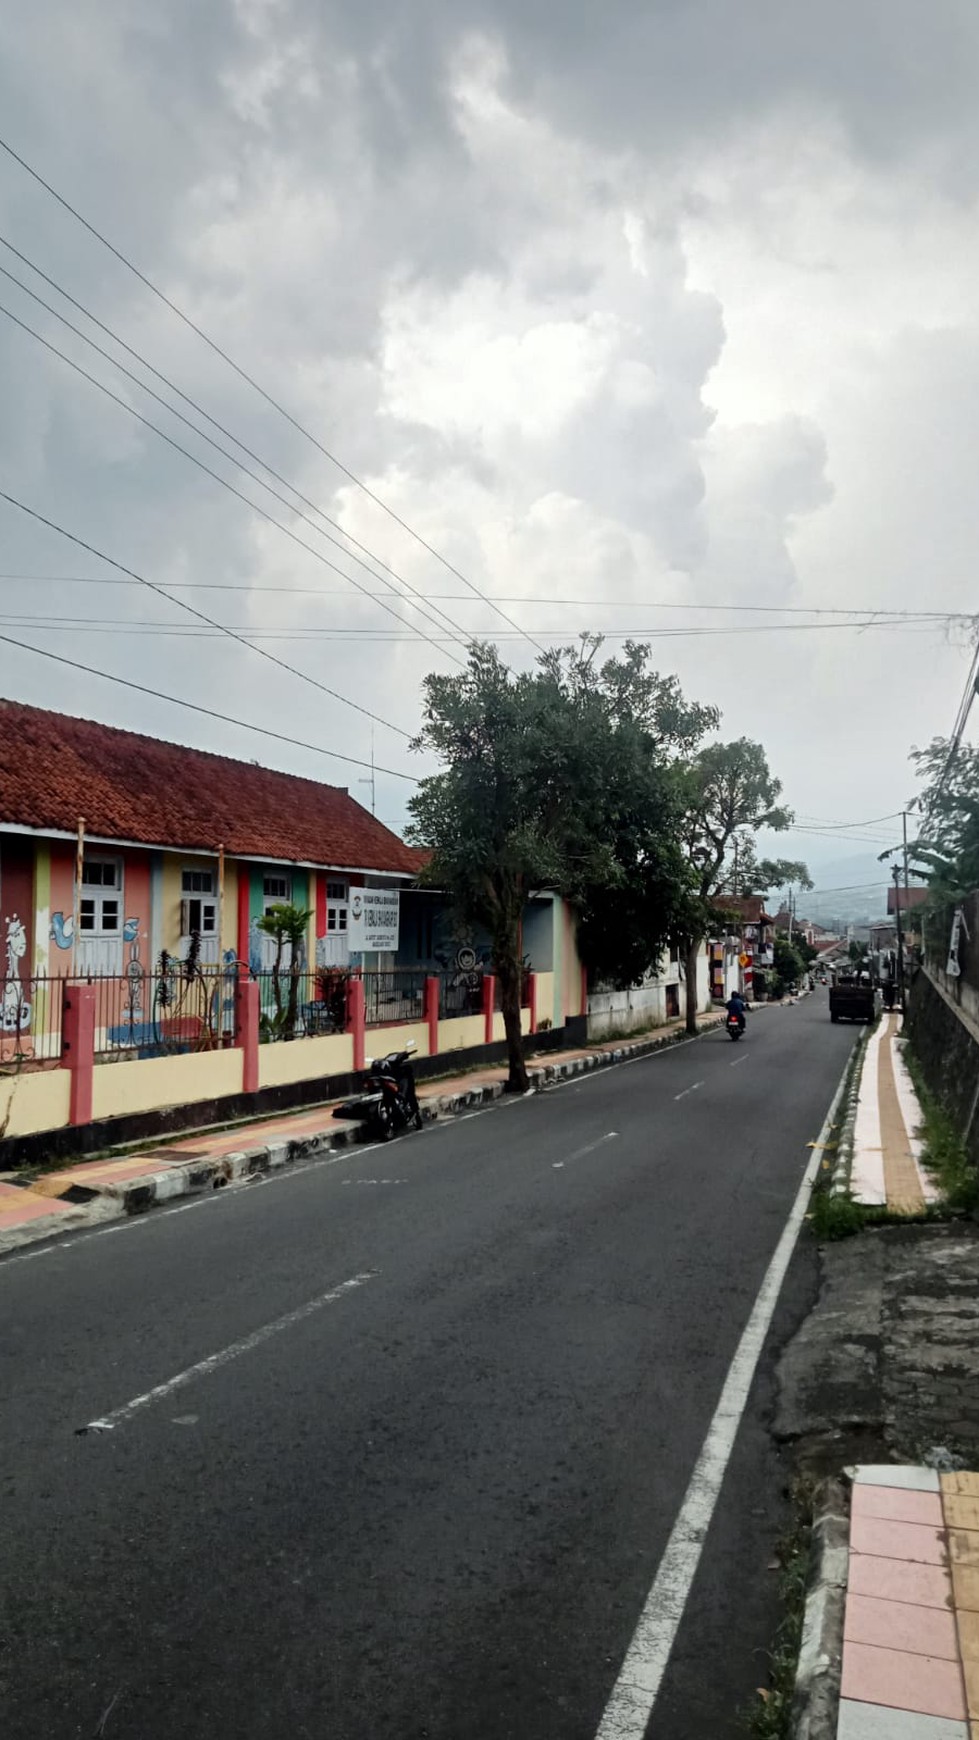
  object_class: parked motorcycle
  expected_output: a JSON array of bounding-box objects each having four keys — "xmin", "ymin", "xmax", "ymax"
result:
[
  {"xmin": 725, "ymin": 1012, "xmax": 745, "ymax": 1042},
  {"xmin": 333, "ymin": 1040, "xmax": 423, "ymax": 1141}
]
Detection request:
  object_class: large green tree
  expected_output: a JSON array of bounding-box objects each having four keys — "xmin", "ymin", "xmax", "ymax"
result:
[
  {"xmin": 676, "ymin": 739, "xmax": 804, "ymax": 1033},
  {"xmin": 901, "ymin": 736, "xmax": 979, "ymax": 896},
  {"xmin": 408, "ymin": 639, "xmax": 709, "ymax": 1089}
]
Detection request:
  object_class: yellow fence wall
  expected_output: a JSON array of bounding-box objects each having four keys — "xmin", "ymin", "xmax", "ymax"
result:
[
  {"xmin": 91, "ymin": 1048, "xmax": 243, "ymax": 1121},
  {"xmin": 257, "ymin": 1032, "xmax": 354, "ymax": 1090},
  {"xmin": 437, "ymin": 1014, "xmax": 486, "ymax": 1053},
  {"xmin": 364, "ymin": 1022, "xmax": 430, "ymax": 1063},
  {"xmin": 3, "ymin": 1068, "xmax": 72, "ymax": 1137}
]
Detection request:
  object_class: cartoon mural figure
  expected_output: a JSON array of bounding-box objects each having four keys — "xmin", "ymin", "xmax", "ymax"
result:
[
  {"xmin": 123, "ymin": 916, "xmax": 144, "ymax": 1025},
  {"xmin": 50, "ymin": 911, "xmax": 74, "ymax": 950},
  {"xmin": 2, "ymin": 914, "xmax": 33, "ymax": 1057}
]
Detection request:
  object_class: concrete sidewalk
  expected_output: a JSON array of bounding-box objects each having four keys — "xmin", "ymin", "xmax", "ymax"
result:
[
  {"xmin": 850, "ymin": 1014, "xmax": 940, "ymax": 1213},
  {"xmin": 0, "ymin": 1011, "xmax": 728, "ymax": 1252},
  {"xmin": 837, "ymin": 1465, "xmax": 979, "ymax": 1738}
]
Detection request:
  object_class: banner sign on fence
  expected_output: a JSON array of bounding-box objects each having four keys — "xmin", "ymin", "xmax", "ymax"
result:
[
  {"xmin": 348, "ymin": 888, "xmax": 401, "ymax": 952},
  {"xmin": 947, "ymin": 905, "xmax": 967, "ymax": 978}
]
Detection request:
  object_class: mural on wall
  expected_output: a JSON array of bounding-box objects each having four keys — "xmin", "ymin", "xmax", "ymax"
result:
[
  {"xmin": 51, "ymin": 911, "xmax": 74, "ymax": 949},
  {"xmin": 1, "ymin": 842, "xmax": 35, "ymax": 1059},
  {"xmin": 2, "ymin": 915, "xmax": 33, "ymax": 1056}
]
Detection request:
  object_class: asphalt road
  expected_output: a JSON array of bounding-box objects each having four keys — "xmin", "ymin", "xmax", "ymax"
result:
[{"xmin": 0, "ymin": 993, "xmax": 853, "ymax": 1740}]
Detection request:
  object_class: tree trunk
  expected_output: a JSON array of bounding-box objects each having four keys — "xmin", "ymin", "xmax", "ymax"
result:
[
  {"xmin": 496, "ymin": 950, "xmax": 529, "ymax": 1093},
  {"xmin": 683, "ymin": 935, "xmax": 701, "ymax": 1035}
]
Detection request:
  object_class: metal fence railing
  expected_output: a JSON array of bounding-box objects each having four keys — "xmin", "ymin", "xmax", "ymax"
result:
[
  {"xmin": 362, "ymin": 970, "xmax": 427, "ymax": 1028},
  {"xmin": 1, "ymin": 973, "xmax": 65, "ymax": 1064},
  {"xmin": 439, "ymin": 969, "xmax": 485, "ymax": 1020},
  {"xmin": 250, "ymin": 967, "xmax": 348, "ymax": 1040},
  {"xmin": 94, "ymin": 962, "xmax": 239, "ymax": 1058}
]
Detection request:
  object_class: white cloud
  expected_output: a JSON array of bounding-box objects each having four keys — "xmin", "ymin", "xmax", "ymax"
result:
[{"xmin": 1, "ymin": 0, "xmax": 977, "ymax": 870}]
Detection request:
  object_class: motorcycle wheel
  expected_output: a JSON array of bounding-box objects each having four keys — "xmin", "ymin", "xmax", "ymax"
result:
[{"xmin": 374, "ymin": 1100, "xmax": 395, "ymax": 1142}]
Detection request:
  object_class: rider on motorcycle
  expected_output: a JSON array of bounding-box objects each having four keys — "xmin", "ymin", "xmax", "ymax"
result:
[{"xmin": 725, "ymin": 990, "xmax": 748, "ymax": 1032}]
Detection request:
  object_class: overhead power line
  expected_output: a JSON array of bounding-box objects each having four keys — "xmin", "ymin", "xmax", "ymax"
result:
[
  {"xmin": 0, "ymin": 570, "xmax": 971, "ymax": 631},
  {"xmin": 0, "ymin": 491, "xmax": 415, "ymax": 742},
  {"xmin": 0, "ymin": 613, "xmax": 955, "ymax": 647},
  {"xmin": 0, "ymin": 239, "xmax": 483, "ymax": 660},
  {"xmin": 0, "ymin": 135, "xmax": 545, "ymax": 658},
  {"xmin": 0, "ymin": 630, "xmax": 420, "ymax": 783},
  {"xmin": 0, "ymin": 294, "xmax": 470, "ymax": 669}
]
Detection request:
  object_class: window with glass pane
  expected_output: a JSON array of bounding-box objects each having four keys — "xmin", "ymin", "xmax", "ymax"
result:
[
  {"xmin": 263, "ymin": 875, "xmax": 290, "ymax": 901},
  {"xmin": 182, "ymin": 868, "xmax": 214, "ymax": 894},
  {"xmin": 78, "ymin": 859, "xmax": 122, "ymax": 933}
]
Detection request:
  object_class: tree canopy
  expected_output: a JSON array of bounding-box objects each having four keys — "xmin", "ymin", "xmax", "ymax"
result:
[
  {"xmin": 408, "ymin": 639, "xmax": 707, "ymax": 1086},
  {"xmin": 902, "ymin": 736, "xmax": 979, "ymax": 897}
]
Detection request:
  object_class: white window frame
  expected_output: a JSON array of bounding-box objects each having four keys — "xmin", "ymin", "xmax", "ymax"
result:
[
  {"xmin": 180, "ymin": 865, "xmax": 217, "ymax": 940},
  {"xmin": 326, "ymin": 879, "xmax": 348, "ymax": 934},
  {"xmin": 78, "ymin": 856, "xmax": 123, "ymax": 937},
  {"xmin": 263, "ymin": 873, "xmax": 292, "ymax": 911}
]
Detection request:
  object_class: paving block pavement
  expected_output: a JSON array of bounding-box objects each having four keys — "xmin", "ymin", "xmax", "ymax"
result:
[
  {"xmin": 797, "ymin": 1466, "xmax": 979, "ymax": 1740},
  {"xmin": 849, "ymin": 1014, "xmax": 940, "ymax": 1212},
  {"xmin": 0, "ymin": 1011, "xmax": 729, "ymax": 1253}
]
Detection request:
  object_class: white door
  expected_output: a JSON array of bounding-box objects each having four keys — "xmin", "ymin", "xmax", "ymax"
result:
[
  {"xmin": 75, "ymin": 857, "xmax": 124, "ymax": 974},
  {"xmin": 179, "ymin": 867, "xmax": 219, "ymax": 966},
  {"xmin": 319, "ymin": 879, "xmax": 349, "ymax": 967}
]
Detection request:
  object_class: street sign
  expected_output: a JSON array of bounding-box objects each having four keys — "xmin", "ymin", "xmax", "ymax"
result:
[{"xmin": 739, "ymin": 952, "xmax": 750, "ymax": 968}]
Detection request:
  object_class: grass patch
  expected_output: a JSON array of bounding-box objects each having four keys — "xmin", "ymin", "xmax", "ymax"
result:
[
  {"xmin": 739, "ymin": 1480, "xmax": 817, "ymax": 1739},
  {"xmin": 809, "ymin": 1189, "xmax": 868, "ymax": 1241},
  {"xmin": 900, "ymin": 1040, "xmax": 978, "ymax": 1213}
]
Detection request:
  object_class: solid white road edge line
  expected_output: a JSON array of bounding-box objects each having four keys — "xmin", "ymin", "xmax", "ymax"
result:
[
  {"xmin": 76, "ymin": 1271, "xmax": 377, "ymax": 1435},
  {"xmin": 592, "ymin": 1049, "xmax": 854, "ymax": 1740}
]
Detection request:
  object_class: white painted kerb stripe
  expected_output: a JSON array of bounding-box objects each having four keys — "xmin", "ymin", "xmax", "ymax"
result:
[
  {"xmin": 77, "ymin": 1271, "xmax": 376, "ymax": 1434},
  {"xmin": 593, "ymin": 1054, "xmax": 853, "ymax": 1740}
]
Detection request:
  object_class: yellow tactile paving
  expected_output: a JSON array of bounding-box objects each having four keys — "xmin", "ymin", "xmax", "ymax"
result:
[
  {"xmin": 947, "ymin": 1498, "xmax": 979, "ymax": 1532},
  {"xmin": 964, "ymin": 1658, "xmax": 979, "ymax": 1720},
  {"xmin": 960, "ymin": 1612, "xmax": 979, "ymax": 1659},
  {"xmin": 877, "ymin": 1013, "xmax": 926, "ymax": 1213},
  {"xmin": 951, "ymin": 1531, "xmax": 979, "ymax": 1569},
  {"xmin": 945, "ymin": 1474, "xmax": 979, "ymax": 1500},
  {"xmin": 955, "ymin": 1566, "xmax": 979, "ymax": 1613}
]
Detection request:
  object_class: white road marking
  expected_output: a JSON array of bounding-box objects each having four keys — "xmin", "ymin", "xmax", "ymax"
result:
[
  {"xmin": 729, "ymin": 1055, "xmax": 748, "ymax": 1068},
  {"xmin": 554, "ymin": 1131, "xmax": 618, "ymax": 1168},
  {"xmin": 673, "ymin": 1081, "xmax": 704, "ymax": 1102},
  {"xmin": 3, "ymin": 1031, "xmax": 710, "ymax": 1273},
  {"xmin": 340, "ymin": 1178, "xmax": 405, "ymax": 1186},
  {"xmin": 76, "ymin": 1271, "xmax": 376, "ymax": 1434},
  {"xmin": 593, "ymin": 1054, "xmax": 852, "ymax": 1740}
]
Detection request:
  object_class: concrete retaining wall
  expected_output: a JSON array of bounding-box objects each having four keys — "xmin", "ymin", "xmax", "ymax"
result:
[{"xmin": 905, "ymin": 965, "xmax": 979, "ymax": 1168}]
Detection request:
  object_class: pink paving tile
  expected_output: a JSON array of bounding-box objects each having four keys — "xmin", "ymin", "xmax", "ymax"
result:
[
  {"xmin": 849, "ymin": 1553, "xmax": 954, "ymax": 1611},
  {"xmin": 852, "ymin": 1485, "xmax": 946, "ymax": 1528},
  {"xmin": 844, "ymin": 1591, "xmax": 960, "ymax": 1660},
  {"xmin": 0, "ymin": 1185, "xmax": 73, "ymax": 1226},
  {"xmin": 841, "ymin": 1640, "xmax": 966, "ymax": 1720},
  {"xmin": 851, "ymin": 1515, "xmax": 949, "ymax": 1564}
]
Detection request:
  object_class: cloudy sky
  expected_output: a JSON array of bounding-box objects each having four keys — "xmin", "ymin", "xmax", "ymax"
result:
[{"xmin": 2, "ymin": 1, "xmax": 977, "ymax": 908}]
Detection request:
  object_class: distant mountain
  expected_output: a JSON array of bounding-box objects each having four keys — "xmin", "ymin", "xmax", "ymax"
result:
[{"xmin": 802, "ymin": 852, "xmax": 925, "ymax": 925}]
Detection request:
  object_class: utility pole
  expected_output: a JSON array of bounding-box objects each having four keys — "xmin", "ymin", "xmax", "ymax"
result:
[
  {"xmin": 892, "ymin": 865, "xmax": 905, "ymax": 1009},
  {"xmin": 358, "ymin": 729, "xmax": 376, "ymax": 816}
]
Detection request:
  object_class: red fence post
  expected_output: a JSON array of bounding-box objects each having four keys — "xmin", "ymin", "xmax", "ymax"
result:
[
  {"xmin": 482, "ymin": 973, "xmax": 496, "ymax": 1045},
  {"xmin": 235, "ymin": 976, "xmax": 260, "ymax": 1095},
  {"xmin": 424, "ymin": 975, "xmax": 440, "ymax": 1058},
  {"xmin": 346, "ymin": 975, "xmax": 366, "ymax": 1072},
  {"xmin": 528, "ymin": 972, "xmax": 538, "ymax": 1035},
  {"xmin": 61, "ymin": 982, "xmax": 95, "ymax": 1126}
]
